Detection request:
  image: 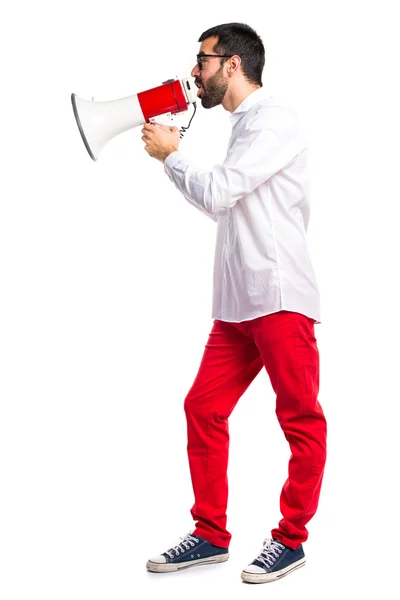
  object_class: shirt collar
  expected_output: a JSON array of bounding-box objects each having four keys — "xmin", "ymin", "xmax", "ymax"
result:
[{"xmin": 229, "ymin": 86, "xmax": 271, "ymax": 126}]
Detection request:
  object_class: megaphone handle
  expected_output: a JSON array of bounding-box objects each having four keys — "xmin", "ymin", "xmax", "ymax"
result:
[{"xmin": 149, "ymin": 113, "xmax": 174, "ymax": 127}]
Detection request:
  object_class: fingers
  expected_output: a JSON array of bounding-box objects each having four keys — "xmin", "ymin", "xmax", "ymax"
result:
[
  {"xmin": 142, "ymin": 123, "xmax": 155, "ymax": 133},
  {"xmin": 141, "ymin": 121, "xmax": 179, "ymax": 159},
  {"xmin": 141, "ymin": 123, "xmax": 178, "ymax": 134},
  {"xmin": 141, "ymin": 130, "xmax": 154, "ymax": 143},
  {"xmin": 141, "ymin": 124, "xmax": 155, "ymax": 142}
]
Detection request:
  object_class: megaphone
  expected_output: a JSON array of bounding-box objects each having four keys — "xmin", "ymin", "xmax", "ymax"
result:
[{"xmin": 71, "ymin": 77, "xmax": 197, "ymax": 160}]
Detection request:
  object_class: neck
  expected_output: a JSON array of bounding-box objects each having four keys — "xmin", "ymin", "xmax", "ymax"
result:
[{"xmin": 222, "ymin": 84, "xmax": 261, "ymax": 113}]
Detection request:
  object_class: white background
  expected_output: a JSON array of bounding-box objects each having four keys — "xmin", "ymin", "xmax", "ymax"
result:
[{"xmin": 1, "ymin": 1, "xmax": 399, "ymax": 598}]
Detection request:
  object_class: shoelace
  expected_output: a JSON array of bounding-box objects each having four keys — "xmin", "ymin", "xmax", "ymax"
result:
[
  {"xmin": 165, "ymin": 533, "xmax": 200, "ymax": 559},
  {"xmin": 255, "ymin": 539, "xmax": 285, "ymax": 569}
]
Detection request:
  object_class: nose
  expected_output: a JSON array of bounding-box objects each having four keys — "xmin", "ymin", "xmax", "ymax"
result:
[{"xmin": 191, "ymin": 63, "xmax": 200, "ymax": 78}]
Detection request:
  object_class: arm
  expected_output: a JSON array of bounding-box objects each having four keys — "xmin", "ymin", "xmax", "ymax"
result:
[
  {"xmin": 141, "ymin": 123, "xmax": 217, "ymax": 221},
  {"xmin": 167, "ymin": 183, "xmax": 219, "ymax": 222},
  {"xmin": 164, "ymin": 107, "xmax": 304, "ymax": 216}
]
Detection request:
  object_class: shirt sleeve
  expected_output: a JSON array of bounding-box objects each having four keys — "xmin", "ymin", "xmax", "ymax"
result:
[
  {"xmin": 163, "ymin": 163, "xmax": 218, "ymax": 222},
  {"xmin": 163, "ymin": 106, "xmax": 304, "ymax": 215}
]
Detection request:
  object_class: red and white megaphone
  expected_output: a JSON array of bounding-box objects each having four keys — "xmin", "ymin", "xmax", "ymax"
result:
[{"xmin": 71, "ymin": 77, "xmax": 197, "ymax": 160}]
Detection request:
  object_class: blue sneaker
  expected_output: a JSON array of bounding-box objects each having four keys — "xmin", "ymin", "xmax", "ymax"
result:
[
  {"xmin": 241, "ymin": 538, "xmax": 306, "ymax": 583},
  {"xmin": 146, "ymin": 532, "xmax": 229, "ymax": 572}
]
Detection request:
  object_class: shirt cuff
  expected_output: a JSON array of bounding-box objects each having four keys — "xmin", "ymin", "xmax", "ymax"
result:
[{"xmin": 164, "ymin": 150, "xmax": 182, "ymax": 171}]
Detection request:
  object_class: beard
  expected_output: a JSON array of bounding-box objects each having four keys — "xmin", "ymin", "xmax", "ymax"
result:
[{"xmin": 197, "ymin": 66, "xmax": 228, "ymax": 109}]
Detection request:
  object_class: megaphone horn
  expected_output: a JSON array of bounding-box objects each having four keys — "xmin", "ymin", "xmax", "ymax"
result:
[{"xmin": 71, "ymin": 77, "xmax": 196, "ymax": 161}]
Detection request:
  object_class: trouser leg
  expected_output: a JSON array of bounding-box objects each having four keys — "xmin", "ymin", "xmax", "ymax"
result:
[
  {"xmin": 250, "ymin": 311, "xmax": 327, "ymax": 549},
  {"xmin": 184, "ymin": 319, "xmax": 263, "ymax": 547}
]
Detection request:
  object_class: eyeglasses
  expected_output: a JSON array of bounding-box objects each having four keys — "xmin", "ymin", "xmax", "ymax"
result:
[{"xmin": 196, "ymin": 53, "xmax": 233, "ymax": 71}]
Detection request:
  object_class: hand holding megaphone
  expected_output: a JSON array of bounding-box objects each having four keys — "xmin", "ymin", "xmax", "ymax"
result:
[
  {"xmin": 71, "ymin": 77, "xmax": 197, "ymax": 161},
  {"xmin": 141, "ymin": 122, "xmax": 181, "ymax": 162}
]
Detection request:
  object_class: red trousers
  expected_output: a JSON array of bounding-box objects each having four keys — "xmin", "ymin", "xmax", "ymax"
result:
[{"xmin": 184, "ymin": 310, "xmax": 327, "ymax": 550}]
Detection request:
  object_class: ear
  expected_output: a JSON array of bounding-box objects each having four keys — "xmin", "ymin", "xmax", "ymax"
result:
[{"xmin": 227, "ymin": 55, "xmax": 241, "ymax": 75}]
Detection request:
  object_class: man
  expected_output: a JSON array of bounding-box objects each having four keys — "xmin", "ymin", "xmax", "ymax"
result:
[{"xmin": 142, "ymin": 23, "xmax": 327, "ymax": 584}]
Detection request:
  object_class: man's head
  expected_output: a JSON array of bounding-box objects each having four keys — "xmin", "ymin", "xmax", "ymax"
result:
[{"xmin": 191, "ymin": 23, "xmax": 265, "ymax": 111}]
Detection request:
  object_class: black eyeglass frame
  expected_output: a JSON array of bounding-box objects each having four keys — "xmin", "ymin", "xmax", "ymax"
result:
[{"xmin": 196, "ymin": 53, "xmax": 234, "ymax": 70}]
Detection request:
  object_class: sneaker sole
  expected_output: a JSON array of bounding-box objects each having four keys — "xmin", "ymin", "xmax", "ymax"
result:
[
  {"xmin": 241, "ymin": 557, "xmax": 306, "ymax": 583},
  {"xmin": 146, "ymin": 553, "xmax": 229, "ymax": 573}
]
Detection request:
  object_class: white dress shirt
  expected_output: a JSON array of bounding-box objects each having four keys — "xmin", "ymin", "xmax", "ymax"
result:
[{"xmin": 164, "ymin": 86, "xmax": 321, "ymax": 324}]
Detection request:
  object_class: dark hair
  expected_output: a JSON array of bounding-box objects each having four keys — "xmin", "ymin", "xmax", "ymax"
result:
[{"xmin": 198, "ymin": 23, "xmax": 265, "ymax": 86}]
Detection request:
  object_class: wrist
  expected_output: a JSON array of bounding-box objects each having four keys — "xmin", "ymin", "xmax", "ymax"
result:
[{"xmin": 161, "ymin": 147, "xmax": 179, "ymax": 163}]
